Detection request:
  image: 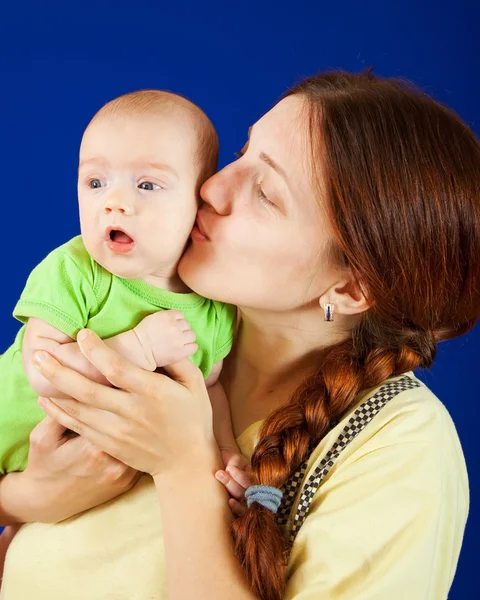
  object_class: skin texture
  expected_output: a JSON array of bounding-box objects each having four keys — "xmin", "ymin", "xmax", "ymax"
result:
[
  {"xmin": 179, "ymin": 96, "xmax": 365, "ymax": 314},
  {"xmin": 181, "ymin": 95, "xmax": 371, "ymax": 438},
  {"xmin": 3, "ymin": 95, "xmax": 374, "ymax": 600},
  {"xmin": 79, "ymin": 113, "xmax": 200, "ymax": 290},
  {"xmin": 20, "ymin": 111, "xmax": 201, "ymax": 398},
  {"xmin": 0, "ymin": 107, "xmax": 232, "ymax": 539}
]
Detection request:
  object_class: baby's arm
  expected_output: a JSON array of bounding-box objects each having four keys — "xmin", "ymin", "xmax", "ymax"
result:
[
  {"xmin": 22, "ymin": 318, "xmax": 152, "ymax": 397},
  {"xmin": 207, "ymin": 362, "xmax": 247, "ymax": 469},
  {"xmin": 22, "ymin": 311, "xmax": 197, "ymax": 398},
  {"xmin": 208, "ymin": 363, "xmax": 252, "ymax": 516}
]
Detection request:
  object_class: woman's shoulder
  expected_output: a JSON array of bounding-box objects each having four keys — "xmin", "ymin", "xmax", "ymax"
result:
[
  {"xmin": 282, "ymin": 372, "xmax": 469, "ymax": 599},
  {"xmin": 358, "ymin": 371, "xmax": 459, "ymax": 437},
  {"xmin": 238, "ymin": 370, "xmax": 466, "ymax": 470},
  {"xmin": 307, "ymin": 370, "xmax": 467, "ymax": 480}
]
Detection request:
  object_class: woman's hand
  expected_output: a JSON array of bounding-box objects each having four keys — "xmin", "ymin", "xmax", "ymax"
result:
[
  {"xmin": 0, "ymin": 416, "xmax": 140, "ymax": 524},
  {"xmin": 33, "ymin": 329, "xmax": 221, "ymax": 479}
]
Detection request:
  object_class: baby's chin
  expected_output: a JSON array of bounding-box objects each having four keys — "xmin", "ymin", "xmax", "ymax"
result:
[
  {"xmin": 97, "ymin": 258, "xmax": 145, "ymax": 280},
  {"xmin": 81, "ymin": 236, "xmax": 141, "ymax": 279}
]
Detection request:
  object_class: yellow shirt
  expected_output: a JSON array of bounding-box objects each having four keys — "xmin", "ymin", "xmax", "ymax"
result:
[{"xmin": 1, "ymin": 372, "xmax": 468, "ymax": 599}]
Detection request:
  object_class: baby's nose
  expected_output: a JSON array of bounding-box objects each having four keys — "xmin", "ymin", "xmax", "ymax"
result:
[{"xmin": 104, "ymin": 192, "xmax": 135, "ymax": 215}]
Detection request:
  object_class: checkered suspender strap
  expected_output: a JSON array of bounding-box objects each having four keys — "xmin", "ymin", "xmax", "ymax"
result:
[{"xmin": 275, "ymin": 374, "xmax": 422, "ymax": 548}]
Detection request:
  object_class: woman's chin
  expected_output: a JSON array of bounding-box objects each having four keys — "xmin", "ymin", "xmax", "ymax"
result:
[
  {"xmin": 178, "ymin": 245, "xmax": 207, "ymax": 293},
  {"xmin": 178, "ymin": 247, "xmax": 227, "ymax": 303}
]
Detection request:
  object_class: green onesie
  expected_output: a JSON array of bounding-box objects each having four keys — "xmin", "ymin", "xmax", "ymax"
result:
[{"xmin": 0, "ymin": 236, "xmax": 236, "ymax": 474}]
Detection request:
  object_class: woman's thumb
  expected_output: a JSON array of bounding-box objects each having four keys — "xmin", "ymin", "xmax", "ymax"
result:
[
  {"xmin": 161, "ymin": 357, "xmax": 203, "ymax": 387},
  {"xmin": 31, "ymin": 414, "xmax": 68, "ymax": 449}
]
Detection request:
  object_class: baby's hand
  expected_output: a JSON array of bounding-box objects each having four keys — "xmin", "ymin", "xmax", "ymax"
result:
[
  {"xmin": 215, "ymin": 452, "xmax": 253, "ymax": 517},
  {"xmin": 134, "ymin": 310, "xmax": 198, "ymax": 368}
]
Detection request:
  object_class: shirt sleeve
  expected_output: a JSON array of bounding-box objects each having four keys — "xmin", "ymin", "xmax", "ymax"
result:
[
  {"xmin": 13, "ymin": 242, "xmax": 99, "ymax": 339},
  {"xmin": 284, "ymin": 408, "xmax": 469, "ymax": 600},
  {"xmin": 212, "ymin": 302, "xmax": 237, "ymax": 363}
]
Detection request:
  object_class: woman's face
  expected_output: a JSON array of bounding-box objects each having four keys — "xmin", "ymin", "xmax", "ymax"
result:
[{"xmin": 178, "ymin": 95, "xmax": 339, "ymax": 311}]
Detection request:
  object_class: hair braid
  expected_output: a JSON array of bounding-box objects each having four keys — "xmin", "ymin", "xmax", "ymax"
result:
[
  {"xmin": 230, "ymin": 68, "xmax": 480, "ymax": 600},
  {"xmin": 232, "ymin": 323, "xmax": 433, "ymax": 600}
]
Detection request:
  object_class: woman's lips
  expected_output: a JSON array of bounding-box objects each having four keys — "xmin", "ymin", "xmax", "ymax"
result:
[{"xmin": 191, "ymin": 216, "xmax": 210, "ymax": 243}]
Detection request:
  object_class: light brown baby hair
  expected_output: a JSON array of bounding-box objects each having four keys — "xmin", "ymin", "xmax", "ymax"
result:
[{"xmin": 86, "ymin": 89, "xmax": 219, "ymax": 188}]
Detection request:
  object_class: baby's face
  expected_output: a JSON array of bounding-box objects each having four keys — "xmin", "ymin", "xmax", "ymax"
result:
[{"xmin": 78, "ymin": 112, "xmax": 200, "ymax": 286}]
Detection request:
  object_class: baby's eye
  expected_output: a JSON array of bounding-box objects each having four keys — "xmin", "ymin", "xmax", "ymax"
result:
[
  {"xmin": 138, "ymin": 182, "xmax": 161, "ymax": 191},
  {"xmin": 89, "ymin": 179, "xmax": 106, "ymax": 189}
]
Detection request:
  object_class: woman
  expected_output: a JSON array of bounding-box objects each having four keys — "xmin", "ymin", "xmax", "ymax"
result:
[{"xmin": 0, "ymin": 70, "xmax": 478, "ymax": 600}]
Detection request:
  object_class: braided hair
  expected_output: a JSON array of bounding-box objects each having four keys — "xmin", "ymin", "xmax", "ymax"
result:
[{"xmin": 231, "ymin": 70, "xmax": 480, "ymax": 600}]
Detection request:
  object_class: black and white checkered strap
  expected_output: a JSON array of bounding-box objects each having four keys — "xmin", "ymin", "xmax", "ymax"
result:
[{"xmin": 276, "ymin": 374, "xmax": 422, "ymax": 547}]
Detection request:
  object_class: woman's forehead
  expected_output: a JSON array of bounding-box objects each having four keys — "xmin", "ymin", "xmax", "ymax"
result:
[
  {"xmin": 254, "ymin": 95, "xmax": 307, "ymax": 143},
  {"xmin": 253, "ymin": 95, "xmax": 318, "ymax": 210}
]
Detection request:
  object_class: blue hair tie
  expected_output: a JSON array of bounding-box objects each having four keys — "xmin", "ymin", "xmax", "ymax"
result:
[{"xmin": 244, "ymin": 485, "xmax": 283, "ymax": 513}]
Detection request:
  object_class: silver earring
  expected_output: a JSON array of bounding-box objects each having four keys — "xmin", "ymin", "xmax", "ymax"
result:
[{"xmin": 323, "ymin": 302, "xmax": 335, "ymax": 322}]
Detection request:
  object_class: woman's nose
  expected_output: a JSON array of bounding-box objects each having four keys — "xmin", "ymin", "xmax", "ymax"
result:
[
  {"xmin": 200, "ymin": 164, "xmax": 236, "ymax": 215},
  {"xmin": 104, "ymin": 191, "xmax": 135, "ymax": 216}
]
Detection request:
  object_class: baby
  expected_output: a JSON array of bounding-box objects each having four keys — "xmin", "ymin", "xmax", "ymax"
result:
[{"xmin": 0, "ymin": 91, "xmax": 247, "ymax": 511}]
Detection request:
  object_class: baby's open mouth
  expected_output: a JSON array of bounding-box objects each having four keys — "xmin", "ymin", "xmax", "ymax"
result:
[
  {"xmin": 109, "ymin": 229, "xmax": 133, "ymax": 244},
  {"xmin": 105, "ymin": 227, "xmax": 135, "ymax": 254}
]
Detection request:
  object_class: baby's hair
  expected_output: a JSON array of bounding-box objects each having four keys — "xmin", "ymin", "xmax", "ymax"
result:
[{"xmin": 88, "ymin": 89, "xmax": 219, "ymax": 186}]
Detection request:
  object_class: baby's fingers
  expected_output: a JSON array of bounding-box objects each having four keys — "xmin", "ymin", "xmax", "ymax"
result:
[
  {"xmin": 215, "ymin": 469, "xmax": 247, "ymax": 501},
  {"xmin": 224, "ymin": 453, "xmax": 249, "ymax": 471},
  {"xmin": 229, "ymin": 497, "xmax": 247, "ymax": 517},
  {"xmin": 226, "ymin": 464, "xmax": 253, "ymax": 491}
]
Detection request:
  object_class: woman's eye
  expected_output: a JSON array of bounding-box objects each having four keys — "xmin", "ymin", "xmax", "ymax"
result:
[
  {"xmin": 138, "ymin": 182, "xmax": 161, "ymax": 191},
  {"xmin": 257, "ymin": 184, "xmax": 275, "ymax": 208},
  {"xmin": 88, "ymin": 179, "xmax": 106, "ymax": 189}
]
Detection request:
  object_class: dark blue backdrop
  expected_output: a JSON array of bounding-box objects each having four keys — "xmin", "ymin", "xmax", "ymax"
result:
[{"xmin": 0, "ymin": 1, "xmax": 477, "ymax": 597}]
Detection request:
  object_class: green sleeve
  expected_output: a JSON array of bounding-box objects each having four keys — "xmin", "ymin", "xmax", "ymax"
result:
[
  {"xmin": 13, "ymin": 237, "xmax": 101, "ymax": 339},
  {"xmin": 213, "ymin": 302, "xmax": 237, "ymax": 363}
]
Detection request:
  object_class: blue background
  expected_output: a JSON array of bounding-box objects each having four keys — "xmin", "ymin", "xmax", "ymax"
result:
[{"xmin": 0, "ymin": 1, "xmax": 477, "ymax": 597}]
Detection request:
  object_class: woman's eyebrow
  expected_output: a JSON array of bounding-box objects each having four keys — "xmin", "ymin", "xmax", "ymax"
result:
[
  {"xmin": 248, "ymin": 124, "xmax": 288, "ymax": 184},
  {"xmin": 259, "ymin": 152, "xmax": 288, "ymax": 183}
]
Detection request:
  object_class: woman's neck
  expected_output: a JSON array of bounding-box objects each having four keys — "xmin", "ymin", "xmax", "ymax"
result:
[{"xmin": 222, "ymin": 306, "xmax": 354, "ymax": 436}]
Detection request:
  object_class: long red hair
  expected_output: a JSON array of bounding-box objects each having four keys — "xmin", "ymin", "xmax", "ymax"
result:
[{"xmin": 232, "ymin": 70, "xmax": 480, "ymax": 599}]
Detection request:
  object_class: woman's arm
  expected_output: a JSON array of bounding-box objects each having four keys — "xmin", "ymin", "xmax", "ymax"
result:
[
  {"xmin": 155, "ymin": 450, "xmax": 255, "ymax": 600},
  {"xmin": 34, "ymin": 330, "xmax": 258, "ymax": 600},
  {"xmin": 0, "ymin": 416, "xmax": 139, "ymax": 526},
  {"xmin": 0, "ymin": 524, "xmax": 20, "ymax": 582},
  {"xmin": 0, "ymin": 473, "xmax": 33, "ymax": 525}
]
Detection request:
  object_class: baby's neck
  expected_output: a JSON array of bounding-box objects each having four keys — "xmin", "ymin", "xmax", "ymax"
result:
[{"xmin": 141, "ymin": 272, "xmax": 191, "ymax": 293}]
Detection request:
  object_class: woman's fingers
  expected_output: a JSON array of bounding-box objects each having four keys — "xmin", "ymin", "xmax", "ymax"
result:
[
  {"xmin": 75, "ymin": 329, "xmax": 153, "ymax": 391},
  {"xmin": 38, "ymin": 397, "xmax": 121, "ymax": 460},
  {"xmin": 162, "ymin": 357, "xmax": 204, "ymax": 388},
  {"xmin": 29, "ymin": 415, "xmax": 69, "ymax": 449},
  {"xmin": 40, "ymin": 396, "xmax": 121, "ymax": 439},
  {"xmin": 33, "ymin": 349, "xmax": 128, "ymax": 413}
]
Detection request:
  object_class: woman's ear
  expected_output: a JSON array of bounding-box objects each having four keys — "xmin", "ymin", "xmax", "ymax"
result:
[{"xmin": 319, "ymin": 277, "xmax": 374, "ymax": 316}]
